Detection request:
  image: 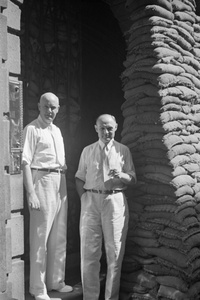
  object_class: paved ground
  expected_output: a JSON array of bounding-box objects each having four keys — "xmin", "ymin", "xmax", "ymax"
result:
[
  {"xmin": 25, "ymin": 282, "xmax": 83, "ymax": 300},
  {"xmin": 25, "ymin": 264, "xmax": 81, "ymax": 300},
  {"xmin": 25, "ymin": 269, "xmax": 106, "ymax": 300}
]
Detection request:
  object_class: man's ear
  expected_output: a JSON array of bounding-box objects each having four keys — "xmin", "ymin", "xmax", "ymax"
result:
[
  {"xmin": 38, "ymin": 102, "xmax": 41, "ymax": 111},
  {"xmin": 115, "ymin": 123, "xmax": 118, "ymax": 131},
  {"xmin": 94, "ymin": 125, "xmax": 98, "ymax": 133}
]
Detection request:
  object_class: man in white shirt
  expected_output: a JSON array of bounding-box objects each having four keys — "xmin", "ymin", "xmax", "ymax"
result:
[
  {"xmin": 75, "ymin": 114, "xmax": 136, "ymax": 300},
  {"xmin": 22, "ymin": 92, "xmax": 73, "ymax": 300}
]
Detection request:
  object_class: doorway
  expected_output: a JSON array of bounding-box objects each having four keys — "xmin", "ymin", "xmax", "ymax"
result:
[{"xmin": 20, "ymin": 0, "xmax": 126, "ymax": 295}]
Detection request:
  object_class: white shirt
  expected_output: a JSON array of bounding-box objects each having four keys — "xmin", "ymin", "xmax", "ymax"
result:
[
  {"xmin": 75, "ymin": 139, "xmax": 136, "ymax": 190},
  {"xmin": 22, "ymin": 115, "xmax": 66, "ymax": 169}
]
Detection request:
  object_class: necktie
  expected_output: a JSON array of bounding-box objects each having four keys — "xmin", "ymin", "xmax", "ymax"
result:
[
  {"xmin": 50, "ymin": 128, "xmax": 65, "ymax": 166},
  {"xmin": 102, "ymin": 145, "xmax": 111, "ymax": 188}
]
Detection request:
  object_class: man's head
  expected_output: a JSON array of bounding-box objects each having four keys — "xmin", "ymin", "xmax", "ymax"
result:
[
  {"xmin": 95, "ymin": 114, "xmax": 118, "ymax": 144},
  {"xmin": 38, "ymin": 92, "xmax": 60, "ymax": 125}
]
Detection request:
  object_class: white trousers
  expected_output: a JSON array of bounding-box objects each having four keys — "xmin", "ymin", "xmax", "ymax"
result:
[
  {"xmin": 29, "ymin": 170, "xmax": 68, "ymax": 296},
  {"xmin": 80, "ymin": 191, "xmax": 129, "ymax": 300}
]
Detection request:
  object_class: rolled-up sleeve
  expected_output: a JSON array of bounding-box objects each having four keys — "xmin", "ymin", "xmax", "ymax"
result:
[
  {"xmin": 22, "ymin": 126, "xmax": 37, "ymax": 165},
  {"xmin": 123, "ymin": 147, "xmax": 137, "ymax": 183},
  {"xmin": 75, "ymin": 148, "xmax": 87, "ymax": 182}
]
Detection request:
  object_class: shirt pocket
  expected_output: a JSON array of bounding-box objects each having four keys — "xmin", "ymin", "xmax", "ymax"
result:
[{"xmin": 88, "ymin": 155, "xmax": 101, "ymax": 171}]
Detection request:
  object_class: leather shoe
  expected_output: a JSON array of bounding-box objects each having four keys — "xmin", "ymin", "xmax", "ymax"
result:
[{"xmin": 56, "ymin": 285, "xmax": 73, "ymax": 293}]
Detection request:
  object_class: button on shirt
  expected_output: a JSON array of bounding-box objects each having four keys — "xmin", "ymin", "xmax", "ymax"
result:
[
  {"xmin": 75, "ymin": 139, "xmax": 136, "ymax": 190},
  {"xmin": 22, "ymin": 115, "xmax": 66, "ymax": 169}
]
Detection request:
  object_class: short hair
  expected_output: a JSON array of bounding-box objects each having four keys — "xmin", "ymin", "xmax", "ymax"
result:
[
  {"xmin": 39, "ymin": 92, "xmax": 59, "ymax": 104},
  {"xmin": 96, "ymin": 114, "xmax": 116, "ymax": 124}
]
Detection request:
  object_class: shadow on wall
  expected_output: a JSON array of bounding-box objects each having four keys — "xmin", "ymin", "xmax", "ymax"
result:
[{"xmin": 78, "ymin": 0, "xmax": 126, "ymax": 150}]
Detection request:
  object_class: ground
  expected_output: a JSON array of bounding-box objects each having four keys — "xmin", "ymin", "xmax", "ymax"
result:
[{"xmin": 25, "ymin": 266, "xmax": 106, "ymax": 300}]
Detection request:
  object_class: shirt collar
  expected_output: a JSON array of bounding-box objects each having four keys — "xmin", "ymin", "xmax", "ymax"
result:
[
  {"xmin": 38, "ymin": 115, "xmax": 53, "ymax": 130},
  {"xmin": 98, "ymin": 139, "xmax": 114, "ymax": 150}
]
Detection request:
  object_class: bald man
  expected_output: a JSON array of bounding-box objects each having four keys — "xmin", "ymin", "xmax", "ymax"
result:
[
  {"xmin": 22, "ymin": 92, "xmax": 72, "ymax": 300},
  {"xmin": 75, "ymin": 114, "xmax": 136, "ymax": 300}
]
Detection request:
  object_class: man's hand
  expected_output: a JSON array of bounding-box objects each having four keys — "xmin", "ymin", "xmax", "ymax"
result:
[
  {"xmin": 27, "ymin": 192, "xmax": 40, "ymax": 210},
  {"xmin": 23, "ymin": 163, "xmax": 40, "ymax": 210},
  {"xmin": 75, "ymin": 177, "xmax": 86, "ymax": 198},
  {"xmin": 109, "ymin": 169, "xmax": 123, "ymax": 179},
  {"xmin": 109, "ymin": 169, "xmax": 134, "ymax": 185}
]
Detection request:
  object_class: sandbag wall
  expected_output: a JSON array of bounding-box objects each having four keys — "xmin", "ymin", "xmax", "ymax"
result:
[{"xmin": 119, "ymin": 0, "xmax": 200, "ymax": 299}]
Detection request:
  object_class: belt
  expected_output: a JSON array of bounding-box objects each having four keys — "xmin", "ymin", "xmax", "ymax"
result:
[
  {"xmin": 85, "ymin": 189, "xmax": 123, "ymax": 195},
  {"xmin": 31, "ymin": 168, "xmax": 66, "ymax": 174}
]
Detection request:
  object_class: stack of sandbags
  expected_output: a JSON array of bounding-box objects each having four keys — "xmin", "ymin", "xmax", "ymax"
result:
[{"xmin": 120, "ymin": 0, "xmax": 200, "ymax": 299}]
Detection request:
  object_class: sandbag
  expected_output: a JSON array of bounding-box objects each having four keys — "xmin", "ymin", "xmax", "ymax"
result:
[
  {"xmin": 170, "ymin": 155, "xmax": 191, "ymax": 168},
  {"xmin": 174, "ymin": 19, "xmax": 193, "ymax": 34},
  {"xmin": 123, "ymin": 105, "xmax": 160, "ymax": 118},
  {"xmin": 183, "ymin": 163, "xmax": 200, "ymax": 173},
  {"xmin": 123, "ymin": 63, "xmax": 185, "ymax": 77},
  {"xmin": 172, "ymin": 0, "xmax": 193, "ymax": 12},
  {"xmin": 176, "ymin": 195, "xmax": 195, "ymax": 205},
  {"xmin": 158, "ymin": 236, "xmax": 190, "ymax": 253},
  {"xmin": 168, "ymin": 40, "xmax": 193, "ymax": 57},
  {"xmin": 160, "ymin": 85, "xmax": 198, "ymax": 100},
  {"xmin": 129, "ymin": 236, "xmax": 159, "ymax": 248},
  {"xmin": 143, "ymin": 247, "xmax": 188, "ymax": 268},
  {"xmin": 174, "ymin": 11, "xmax": 196, "ymax": 23},
  {"xmin": 126, "ymin": 16, "xmax": 173, "ymax": 36},
  {"xmin": 130, "ymin": 5, "xmax": 174, "ymax": 23},
  {"xmin": 155, "ymin": 226, "xmax": 185, "ymax": 240},
  {"xmin": 167, "ymin": 144, "xmax": 196, "ymax": 160},
  {"xmin": 171, "ymin": 174, "xmax": 196, "ymax": 188},
  {"xmin": 144, "ymin": 204, "xmax": 176, "ymax": 213},
  {"xmin": 161, "ymin": 96, "xmax": 188, "ymax": 106},
  {"xmin": 121, "ymin": 95, "xmax": 160, "ymax": 110},
  {"xmin": 172, "ymin": 60, "xmax": 199, "ymax": 77},
  {"xmin": 137, "ymin": 182, "xmax": 175, "ymax": 197},
  {"xmin": 162, "ymin": 134, "xmax": 183, "ymax": 149},
  {"xmin": 125, "ymin": 0, "xmax": 172, "ymax": 12},
  {"xmin": 157, "ymin": 285, "xmax": 188, "ymax": 300},
  {"xmin": 143, "ymin": 263, "xmax": 180, "ymax": 277},
  {"xmin": 173, "ymin": 166, "xmax": 188, "ymax": 177},
  {"xmin": 141, "ymin": 211, "xmax": 182, "ymax": 224},
  {"xmin": 128, "ymin": 227, "xmax": 155, "ymax": 239},
  {"xmin": 158, "ymin": 73, "xmax": 194, "ymax": 89},
  {"xmin": 121, "ymin": 270, "xmax": 157, "ymax": 288},
  {"xmin": 134, "ymin": 194, "xmax": 175, "ymax": 206}
]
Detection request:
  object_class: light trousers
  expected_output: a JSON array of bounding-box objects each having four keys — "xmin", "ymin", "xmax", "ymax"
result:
[
  {"xmin": 80, "ymin": 191, "xmax": 129, "ymax": 300},
  {"xmin": 29, "ymin": 170, "xmax": 68, "ymax": 296}
]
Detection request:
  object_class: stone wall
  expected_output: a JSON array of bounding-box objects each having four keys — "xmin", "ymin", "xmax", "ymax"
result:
[{"xmin": 0, "ymin": 0, "xmax": 24, "ymax": 300}]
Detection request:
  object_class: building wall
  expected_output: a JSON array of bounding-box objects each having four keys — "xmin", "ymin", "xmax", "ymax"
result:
[{"xmin": 0, "ymin": 0, "xmax": 24, "ymax": 299}]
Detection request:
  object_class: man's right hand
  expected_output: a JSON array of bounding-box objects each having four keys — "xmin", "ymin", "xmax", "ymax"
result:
[{"xmin": 27, "ymin": 192, "xmax": 40, "ymax": 210}]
